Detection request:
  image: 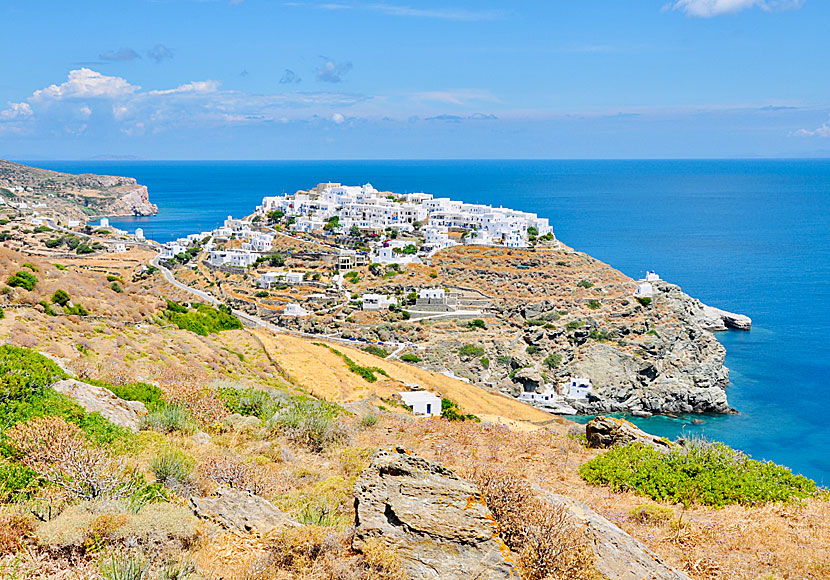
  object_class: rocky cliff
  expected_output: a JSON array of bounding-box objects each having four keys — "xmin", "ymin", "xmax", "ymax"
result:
[{"xmin": 0, "ymin": 159, "xmax": 157, "ymax": 219}]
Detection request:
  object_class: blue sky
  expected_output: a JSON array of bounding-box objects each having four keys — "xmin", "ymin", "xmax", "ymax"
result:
[{"xmin": 1, "ymin": 0, "xmax": 829, "ymax": 159}]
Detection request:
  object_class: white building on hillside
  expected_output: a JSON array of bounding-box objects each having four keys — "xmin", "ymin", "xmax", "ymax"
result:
[
  {"xmin": 398, "ymin": 391, "xmax": 441, "ymax": 417},
  {"xmin": 283, "ymin": 303, "xmax": 309, "ymax": 317},
  {"xmin": 362, "ymin": 293, "xmax": 397, "ymax": 311},
  {"xmin": 645, "ymin": 271, "xmax": 660, "ymax": 282},
  {"xmin": 209, "ymin": 249, "xmax": 257, "ymax": 268},
  {"xmin": 635, "ymin": 282, "xmax": 654, "ymax": 298},
  {"xmin": 565, "ymin": 378, "xmax": 592, "ymax": 399}
]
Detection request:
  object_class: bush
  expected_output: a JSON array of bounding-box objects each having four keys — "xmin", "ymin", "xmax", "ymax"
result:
[
  {"xmin": 587, "ymin": 299, "xmax": 601, "ymax": 310},
  {"xmin": 217, "ymin": 384, "xmax": 283, "ymax": 420},
  {"xmin": 544, "ymin": 353, "xmax": 563, "ymax": 369},
  {"xmin": 400, "ymin": 353, "xmax": 422, "ymax": 363},
  {"xmin": 6, "ymin": 416, "xmax": 139, "ymax": 502},
  {"xmin": 165, "ymin": 301, "xmax": 242, "ymax": 336},
  {"xmin": 51, "ymin": 289, "xmax": 71, "ymax": 306},
  {"xmin": 480, "ymin": 356, "xmax": 490, "ymax": 369},
  {"xmin": 526, "ymin": 345, "xmax": 541, "ymax": 355},
  {"xmin": 0, "ymin": 513, "xmax": 35, "ymax": 556},
  {"xmin": 579, "ymin": 440, "xmax": 817, "ymax": 507},
  {"xmin": 65, "ymin": 303, "xmax": 89, "ymax": 316},
  {"xmin": 7, "ymin": 271, "xmax": 37, "ymax": 291},
  {"xmin": 467, "ymin": 465, "xmax": 597, "ymax": 580},
  {"xmin": 576, "ymin": 279, "xmax": 593, "ymax": 289},
  {"xmin": 270, "ymin": 399, "xmax": 345, "ymax": 452},
  {"xmin": 254, "ymin": 290, "xmax": 269, "ymax": 298},
  {"xmin": 150, "ymin": 450, "xmax": 194, "ymax": 487},
  {"xmin": 110, "ymin": 281, "xmax": 123, "ymax": 293},
  {"xmin": 467, "ymin": 318, "xmax": 487, "ymax": 330},
  {"xmin": 362, "ymin": 344, "xmax": 390, "ymax": 358},
  {"xmin": 94, "ymin": 381, "xmax": 164, "ymax": 407},
  {"xmin": 628, "ymin": 504, "xmax": 674, "ymax": 525},
  {"xmin": 359, "ymin": 412, "xmax": 379, "ymax": 428},
  {"xmin": 441, "ymin": 398, "xmax": 479, "ymax": 422},
  {"xmin": 140, "ymin": 404, "xmax": 197, "ymax": 435},
  {"xmin": 458, "ymin": 344, "xmax": 485, "ymax": 358},
  {"xmin": 636, "ymin": 296, "xmax": 652, "ymax": 307},
  {"xmin": 99, "ymin": 552, "xmax": 150, "ymax": 580},
  {"xmin": 21, "ymin": 263, "xmax": 38, "ymax": 272},
  {"xmin": 0, "ymin": 345, "xmax": 66, "ymax": 402}
]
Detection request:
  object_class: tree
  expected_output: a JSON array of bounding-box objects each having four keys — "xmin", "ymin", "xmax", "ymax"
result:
[
  {"xmin": 349, "ymin": 225, "xmax": 361, "ymax": 237},
  {"xmin": 51, "ymin": 289, "xmax": 71, "ymax": 306}
]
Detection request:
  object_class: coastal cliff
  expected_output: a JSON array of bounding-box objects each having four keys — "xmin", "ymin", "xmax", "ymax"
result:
[{"xmin": 0, "ymin": 159, "xmax": 157, "ymax": 219}]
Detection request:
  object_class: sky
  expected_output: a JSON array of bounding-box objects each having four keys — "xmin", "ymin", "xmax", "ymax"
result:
[{"xmin": 1, "ymin": 0, "xmax": 830, "ymax": 159}]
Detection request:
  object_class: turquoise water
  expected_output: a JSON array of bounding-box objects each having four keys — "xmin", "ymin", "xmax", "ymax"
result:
[{"xmin": 30, "ymin": 160, "xmax": 830, "ymax": 484}]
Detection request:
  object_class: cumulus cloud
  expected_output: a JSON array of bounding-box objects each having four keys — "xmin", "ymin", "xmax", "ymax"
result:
[
  {"xmin": 31, "ymin": 69, "xmax": 139, "ymax": 101},
  {"xmin": 280, "ymin": 69, "xmax": 302, "ymax": 84},
  {"xmin": 331, "ymin": 112, "xmax": 345, "ymax": 124},
  {"xmin": 316, "ymin": 59, "xmax": 352, "ymax": 83},
  {"xmin": 147, "ymin": 44, "xmax": 175, "ymax": 63},
  {"xmin": 669, "ymin": 0, "xmax": 804, "ymax": 17},
  {"xmin": 99, "ymin": 47, "xmax": 141, "ymax": 61},
  {"xmin": 148, "ymin": 80, "xmax": 221, "ymax": 96},
  {"xmin": 0, "ymin": 102, "xmax": 33, "ymax": 120},
  {"xmin": 792, "ymin": 117, "xmax": 830, "ymax": 137}
]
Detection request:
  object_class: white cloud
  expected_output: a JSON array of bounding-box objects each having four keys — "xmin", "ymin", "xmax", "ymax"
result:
[
  {"xmin": 31, "ymin": 68, "xmax": 139, "ymax": 101},
  {"xmin": 331, "ymin": 112, "xmax": 345, "ymax": 124},
  {"xmin": 792, "ymin": 117, "xmax": 830, "ymax": 137},
  {"xmin": 149, "ymin": 80, "xmax": 221, "ymax": 96},
  {"xmin": 0, "ymin": 102, "xmax": 33, "ymax": 120},
  {"xmin": 414, "ymin": 89, "xmax": 499, "ymax": 106},
  {"xmin": 79, "ymin": 106, "xmax": 92, "ymax": 118},
  {"xmin": 669, "ymin": 0, "xmax": 804, "ymax": 17}
]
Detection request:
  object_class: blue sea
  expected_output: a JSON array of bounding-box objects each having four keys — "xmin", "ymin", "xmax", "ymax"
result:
[{"xmin": 30, "ymin": 160, "xmax": 830, "ymax": 484}]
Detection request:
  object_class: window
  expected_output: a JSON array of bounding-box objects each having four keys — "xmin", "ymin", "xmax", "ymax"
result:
[{"xmin": 426, "ymin": 403, "xmax": 431, "ymax": 414}]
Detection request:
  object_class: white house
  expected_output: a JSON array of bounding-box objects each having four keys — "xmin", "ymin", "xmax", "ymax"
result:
[
  {"xmin": 419, "ymin": 288, "xmax": 445, "ymax": 301},
  {"xmin": 259, "ymin": 271, "xmax": 285, "ymax": 288},
  {"xmin": 285, "ymin": 272, "xmax": 305, "ymax": 285},
  {"xmin": 398, "ymin": 391, "xmax": 442, "ymax": 417},
  {"xmin": 67, "ymin": 220, "xmax": 81, "ymax": 228},
  {"xmin": 565, "ymin": 378, "xmax": 592, "ymax": 399},
  {"xmin": 99, "ymin": 218, "xmax": 110, "ymax": 228},
  {"xmin": 635, "ymin": 282, "xmax": 654, "ymax": 298},
  {"xmin": 362, "ymin": 293, "xmax": 397, "ymax": 311},
  {"xmin": 107, "ymin": 242, "xmax": 127, "ymax": 253},
  {"xmin": 645, "ymin": 271, "xmax": 660, "ymax": 282},
  {"xmin": 209, "ymin": 249, "xmax": 257, "ymax": 268},
  {"xmin": 518, "ymin": 387, "xmax": 560, "ymax": 405},
  {"xmin": 283, "ymin": 303, "xmax": 309, "ymax": 317},
  {"xmin": 135, "ymin": 228, "xmax": 144, "ymax": 240}
]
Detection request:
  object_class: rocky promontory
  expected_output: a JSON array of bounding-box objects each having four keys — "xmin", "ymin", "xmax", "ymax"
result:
[{"xmin": 0, "ymin": 158, "xmax": 157, "ymax": 220}]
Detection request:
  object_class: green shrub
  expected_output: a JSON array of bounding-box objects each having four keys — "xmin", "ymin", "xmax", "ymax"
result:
[
  {"xmin": 441, "ymin": 398, "xmax": 480, "ymax": 422},
  {"xmin": 84, "ymin": 379, "xmax": 164, "ymax": 407},
  {"xmin": 110, "ymin": 281, "xmax": 123, "ymax": 293},
  {"xmin": 321, "ymin": 345, "xmax": 390, "ymax": 383},
  {"xmin": 106, "ymin": 275, "xmax": 121, "ymax": 282},
  {"xmin": 543, "ymin": 353, "xmax": 562, "ymax": 369},
  {"xmin": 254, "ymin": 290, "xmax": 269, "ymax": 298},
  {"xmin": 0, "ymin": 307, "xmax": 4, "ymax": 320},
  {"xmin": 359, "ymin": 412, "xmax": 379, "ymax": 428},
  {"xmin": 270, "ymin": 399, "xmax": 345, "ymax": 451},
  {"xmin": 565, "ymin": 320, "xmax": 583, "ymax": 330},
  {"xmin": 579, "ymin": 440, "xmax": 818, "ymax": 508},
  {"xmin": 480, "ymin": 356, "xmax": 490, "ymax": 369},
  {"xmin": 140, "ymin": 404, "xmax": 197, "ymax": 435},
  {"xmin": 587, "ymin": 299, "xmax": 601, "ymax": 310},
  {"xmin": 0, "ymin": 345, "xmax": 66, "ymax": 402},
  {"xmin": 99, "ymin": 552, "xmax": 150, "ymax": 580},
  {"xmin": 21, "ymin": 263, "xmax": 38, "ymax": 272},
  {"xmin": 65, "ymin": 303, "xmax": 89, "ymax": 316},
  {"xmin": 51, "ymin": 289, "xmax": 71, "ymax": 306},
  {"xmin": 7, "ymin": 271, "xmax": 37, "ymax": 291},
  {"xmin": 496, "ymin": 355, "xmax": 512, "ymax": 366},
  {"xmin": 628, "ymin": 504, "xmax": 674, "ymax": 525},
  {"xmin": 637, "ymin": 296, "xmax": 652, "ymax": 307},
  {"xmin": 400, "ymin": 353, "xmax": 422, "ymax": 363},
  {"xmin": 362, "ymin": 344, "xmax": 390, "ymax": 358},
  {"xmin": 525, "ymin": 345, "xmax": 541, "ymax": 355},
  {"xmin": 577, "ymin": 279, "xmax": 593, "ymax": 289},
  {"xmin": 164, "ymin": 301, "xmax": 242, "ymax": 336},
  {"xmin": 467, "ymin": 318, "xmax": 487, "ymax": 330},
  {"xmin": 217, "ymin": 384, "xmax": 283, "ymax": 420},
  {"xmin": 458, "ymin": 344, "xmax": 485, "ymax": 358},
  {"xmin": 150, "ymin": 450, "xmax": 194, "ymax": 486}
]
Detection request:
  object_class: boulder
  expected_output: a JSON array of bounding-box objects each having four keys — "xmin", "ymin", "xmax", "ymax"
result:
[
  {"xmin": 51, "ymin": 379, "xmax": 147, "ymax": 431},
  {"xmin": 585, "ymin": 416, "xmax": 671, "ymax": 450},
  {"xmin": 352, "ymin": 447, "xmax": 517, "ymax": 580},
  {"xmin": 541, "ymin": 492, "xmax": 692, "ymax": 580},
  {"xmin": 189, "ymin": 485, "xmax": 297, "ymax": 535}
]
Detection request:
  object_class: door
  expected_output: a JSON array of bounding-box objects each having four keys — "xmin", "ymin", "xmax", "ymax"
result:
[{"xmin": 426, "ymin": 403, "xmax": 431, "ymax": 415}]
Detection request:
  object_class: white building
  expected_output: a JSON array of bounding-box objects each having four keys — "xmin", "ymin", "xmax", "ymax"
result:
[
  {"xmin": 67, "ymin": 220, "xmax": 81, "ymax": 228},
  {"xmin": 565, "ymin": 378, "xmax": 592, "ymax": 399},
  {"xmin": 135, "ymin": 228, "xmax": 144, "ymax": 240},
  {"xmin": 362, "ymin": 293, "xmax": 397, "ymax": 311},
  {"xmin": 398, "ymin": 391, "xmax": 442, "ymax": 417},
  {"xmin": 99, "ymin": 218, "xmax": 110, "ymax": 228},
  {"xmin": 635, "ymin": 282, "xmax": 654, "ymax": 298},
  {"xmin": 645, "ymin": 271, "xmax": 660, "ymax": 282},
  {"xmin": 518, "ymin": 387, "xmax": 561, "ymax": 405},
  {"xmin": 283, "ymin": 303, "xmax": 309, "ymax": 317},
  {"xmin": 209, "ymin": 249, "xmax": 257, "ymax": 268},
  {"xmin": 108, "ymin": 242, "xmax": 127, "ymax": 253},
  {"xmin": 259, "ymin": 271, "xmax": 284, "ymax": 288},
  {"xmin": 285, "ymin": 272, "xmax": 305, "ymax": 285},
  {"xmin": 419, "ymin": 288, "xmax": 445, "ymax": 301}
]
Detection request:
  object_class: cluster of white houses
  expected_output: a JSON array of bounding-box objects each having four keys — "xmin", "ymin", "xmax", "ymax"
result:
[{"xmin": 258, "ymin": 183, "xmax": 553, "ymax": 250}]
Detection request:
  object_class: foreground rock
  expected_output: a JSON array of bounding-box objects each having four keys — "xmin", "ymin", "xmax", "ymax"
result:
[
  {"xmin": 190, "ymin": 485, "xmax": 298, "ymax": 535},
  {"xmin": 542, "ymin": 492, "xmax": 692, "ymax": 580},
  {"xmin": 353, "ymin": 447, "xmax": 516, "ymax": 580},
  {"xmin": 51, "ymin": 379, "xmax": 147, "ymax": 430},
  {"xmin": 586, "ymin": 416, "xmax": 672, "ymax": 450}
]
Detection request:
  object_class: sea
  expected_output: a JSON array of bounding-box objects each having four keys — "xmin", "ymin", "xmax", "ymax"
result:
[{"xmin": 28, "ymin": 159, "xmax": 830, "ymax": 485}]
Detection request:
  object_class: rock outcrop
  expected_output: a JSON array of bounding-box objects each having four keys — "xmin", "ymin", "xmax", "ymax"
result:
[
  {"xmin": 353, "ymin": 447, "xmax": 517, "ymax": 580},
  {"xmin": 51, "ymin": 379, "xmax": 147, "ymax": 430},
  {"xmin": 541, "ymin": 492, "xmax": 692, "ymax": 580},
  {"xmin": 585, "ymin": 416, "xmax": 672, "ymax": 450},
  {"xmin": 190, "ymin": 485, "xmax": 298, "ymax": 535}
]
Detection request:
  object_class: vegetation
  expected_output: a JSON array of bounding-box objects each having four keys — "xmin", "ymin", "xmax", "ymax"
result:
[
  {"xmin": 141, "ymin": 404, "xmax": 198, "ymax": 435},
  {"xmin": 576, "ymin": 279, "xmax": 593, "ymax": 289},
  {"xmin": 544, "ymin": 353, "xmax": 563, "ymax": 368},
  {"xmin": 269, "ymin": 398, "xmax": 345, "ymax": 452},
  {"xmin": 636, "ymin": 296, "xmax": 652, "ymax": 307},
  {"xmin": 51, "ymin": 289, "xmax": 71, "ymax": 306},
  {"xmin": 441, "ymin": 398, "xmax": 480, "ymax": 422},
  {"xmin": 7, "ymin": 271, "xmax": 37, "ymax": 291},
  {"xmin": 526, "ymin": 345, "xmax": 541, "ymax": 355},
  {"xmin": 458, "ymin": 344, "xmax": 485, "ymax": 358},
  {"xmin": 164, "ymin": 300, "xmax": 242, "ymax": 336},
  {"xmin": 587, "ymin": 299, "xmax": 601, "ymax": 310},
  {"xmin": 400, "ymin": 353, "xmax": 422, "ymax": 363},
  {"xmin": 467, "ymin": 318, "xmax": 487, "ymax": 330},
  {"xmin": 217, "ymin": 383, "xmax": 283, "ymax": 420},
  {"xmin": 362, "ymin": 344, "xmax": 390, "ymax": 358},
  {"xmin": 579, "ymin": 440, "xmax": 818, "ymax": 507}
]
